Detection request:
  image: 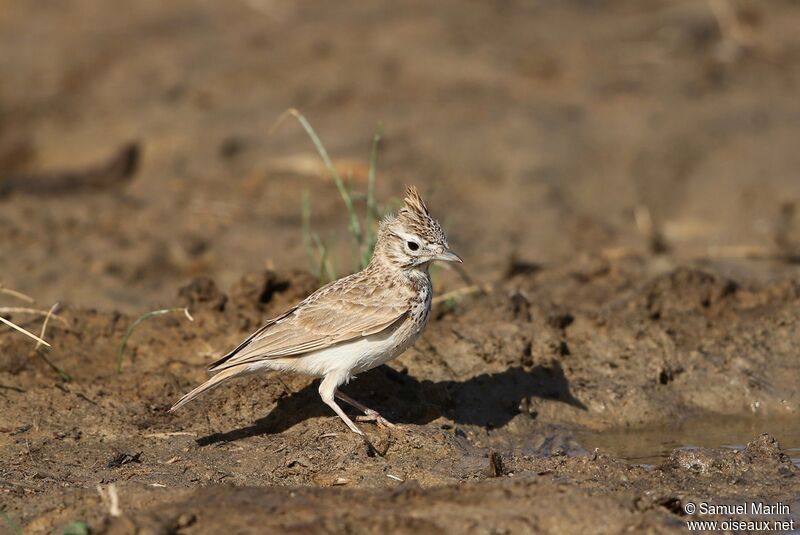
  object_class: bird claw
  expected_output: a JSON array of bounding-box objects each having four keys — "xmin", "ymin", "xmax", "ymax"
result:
[{"xmin": 356, "ymin": 411, "xmax": 397, "ymax": 429}]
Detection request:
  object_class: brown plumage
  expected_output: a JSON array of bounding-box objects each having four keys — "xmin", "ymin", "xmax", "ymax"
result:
[{"xmin": 170, "ymin": 186, "xmax": 462, "ymax": 434}]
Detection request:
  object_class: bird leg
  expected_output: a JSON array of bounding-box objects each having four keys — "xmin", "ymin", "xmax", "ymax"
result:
[
  {"xmin": 335, "ymin": 390, "xmax": 396, "ymax": 428},
  {"xmin": 319, "ymin": 375, "xmax": 363, "ymax": 435}
]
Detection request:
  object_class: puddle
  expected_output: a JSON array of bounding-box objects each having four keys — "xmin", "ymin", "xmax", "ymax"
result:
[{"xmin": 576, "ymin": 415, "xmax": 800, "ymax": 468}]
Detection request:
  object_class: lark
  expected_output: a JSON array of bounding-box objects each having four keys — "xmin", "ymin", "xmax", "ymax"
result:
[{"xmin": 170, "ymin": 186, "xmax": 462, "ymax": 434}]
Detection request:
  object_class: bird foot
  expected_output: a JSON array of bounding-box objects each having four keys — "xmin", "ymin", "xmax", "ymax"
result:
[{"xmin": 356, "ymin": 410, "xmax": 397, "ymax": 429}]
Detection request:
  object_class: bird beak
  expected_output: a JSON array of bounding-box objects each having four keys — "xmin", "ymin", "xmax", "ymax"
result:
[{"xmin": 435, "ymin": 249, "xmax": 463, "ymax": 264}]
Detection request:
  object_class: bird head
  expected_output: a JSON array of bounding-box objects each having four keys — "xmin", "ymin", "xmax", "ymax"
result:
[{"xmin": 372, "ymin": 186, "xmax": 462, "ymax": 270}]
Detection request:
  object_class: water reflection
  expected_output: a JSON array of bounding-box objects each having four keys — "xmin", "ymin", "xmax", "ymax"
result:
[{"xmin": 576, "ymin": 415, "xmax": 800, "ymax": 468}]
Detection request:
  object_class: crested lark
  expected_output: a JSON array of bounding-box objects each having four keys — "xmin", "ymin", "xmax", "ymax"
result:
[{"xmin": 170, "ymin": 186, "xmax": 462, "ymax": 434}]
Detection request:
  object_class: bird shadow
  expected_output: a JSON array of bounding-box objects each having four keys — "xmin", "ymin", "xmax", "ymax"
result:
[{"xmin": 196, "ymin": 361, "xmax": 586, "ymax": 446}]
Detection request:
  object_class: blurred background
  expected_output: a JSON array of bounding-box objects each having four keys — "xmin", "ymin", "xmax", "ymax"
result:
[
  {"xmin": 1, "ymin": 0, "xmax": 799, "ymax": 311},
  {"xmin": 4, "ymin": 4, "xmax": 800, "ymax": 530}
]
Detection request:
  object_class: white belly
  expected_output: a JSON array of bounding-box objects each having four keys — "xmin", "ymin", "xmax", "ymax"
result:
[
  {"xmin": 301, "ymin": 329, "xmax": 410, "ymax": 376},
  {"xmin": 249, "ymin": 316, "xmax": 422, "ymax": 380}
]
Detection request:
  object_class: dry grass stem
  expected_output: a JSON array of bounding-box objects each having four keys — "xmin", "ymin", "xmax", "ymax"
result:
[
  {"xmin": 432, "ymin": 284, "xmax": 492, "ymax": 305},
  {"xmin": 0, "ymin": 307, "xmax": 68, "ymax": 325},
  {"xmin": 0, "ymin": 316, "xmax": 51, "ymax": 347},
  {"xmin": 144, "ymin": 432, "xmax": 198, "ymax": 439},
  {"xmin": 0, "ymin": 285, "xmax": 34, "ymax": 303},
  {"xmin": 36, "ymin": 302, "xmax": 61, "ymax": 350}
]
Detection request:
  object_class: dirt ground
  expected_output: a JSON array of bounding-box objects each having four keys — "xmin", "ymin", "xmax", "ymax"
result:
[{"xmin": 2, "ymin": 0, "xmax": 800, "ymax": 533}]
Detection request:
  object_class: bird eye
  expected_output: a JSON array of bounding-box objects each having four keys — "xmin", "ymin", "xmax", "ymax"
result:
[{"xmin": 406, "ymin": 241, "xmax": 420, "ymax": 251}]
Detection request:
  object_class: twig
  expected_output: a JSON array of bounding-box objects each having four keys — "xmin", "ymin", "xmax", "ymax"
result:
[
  {"xmin": 0, "ymin": 316, "xmax": 51, "ymax": 347},
  {"xmin": 97, "ymin": 483, "xmax": 122, "ymax": 517},
  {"xmin": 76, "ymin": 392, "xmax": 96, "ymax": 405},
  {"xmin": 432, "ymin": 284, "xmax": 492, "ymax": 305},
  {"xmin": 144, "ymin": 432, "xmax": 197, "ymax": 439},
  {"xmin": 117, "ymin": 307, "xmax": 194, "ymax": 373}
]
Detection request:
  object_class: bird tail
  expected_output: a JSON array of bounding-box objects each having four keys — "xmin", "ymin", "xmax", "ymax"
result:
[{"xmin": 169, "ymin": 365, "xmax": 248, "ymax": 412}]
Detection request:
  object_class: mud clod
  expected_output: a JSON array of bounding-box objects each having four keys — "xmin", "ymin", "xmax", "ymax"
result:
[
  {"xmin": 107, "ymin": 451, "xmax": 143, "ymax": 469},
  {"xmin": 644, "ymin": 268, "xmax": 739, "ymax": 319},
  {"xmin": 177, "ymin": 278, "xmax": 227, "ymax": 312},
  {"xmin": 487, "ymin": 451, "xmax": 506, "ymax": 477}
]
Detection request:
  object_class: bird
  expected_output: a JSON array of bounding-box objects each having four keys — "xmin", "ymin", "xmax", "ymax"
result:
[{"xmin": 169, "ymin": 186, "xmax": 462, "ymax": 435}]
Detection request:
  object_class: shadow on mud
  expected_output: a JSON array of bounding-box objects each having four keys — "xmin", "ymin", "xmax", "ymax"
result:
[{"xmin": 197, "ymin": 361, "xmax": 585, "ymax": 446}]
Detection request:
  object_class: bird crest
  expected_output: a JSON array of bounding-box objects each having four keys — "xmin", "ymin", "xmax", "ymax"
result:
[
  {"xmin": 400, "ymin": 185, "xmax": 431, "ymax": 220},
  {"xmin": 396, "ymin": 186, "xmax": 447, "ymax": 246}
]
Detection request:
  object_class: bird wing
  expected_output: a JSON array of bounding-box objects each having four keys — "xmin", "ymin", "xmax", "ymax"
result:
[{"xmin": 208, "ymin": 274, "xmax": 410, "ymax": 371}]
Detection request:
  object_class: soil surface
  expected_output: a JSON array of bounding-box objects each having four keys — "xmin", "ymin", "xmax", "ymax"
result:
[{"xmin": 2, "ymin": 1, "xmax": 800, "ymax": 534}]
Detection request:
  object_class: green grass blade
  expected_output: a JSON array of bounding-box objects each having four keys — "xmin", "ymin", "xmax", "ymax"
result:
[
  {"xmin": 1, "ymin": 510, "xmax": 23, "ymax": 535},
  {"xmin": 312, "ymin": 233, "xmax": 336, "ymax": 283},
  {"xmin": 345, "ymin": 170, "xmax": 360, "ymax": 272},
  {"xmin": 317, "ymin": 243, "xmax": 329, "ymax": 283},
  {"xmin": 116, "ymin": 307, "xmax": 193, "ymax": 373},
  {"xmin": 363, "ymin": 129, "xmax": 382, "ymax": 267},
  {"xmin": 36, "ymin": 348, "xmax": 72, "ymax": 382},
  {"xmin": 301, "ymin": 190, "xmax": 319, "ymax": 279},
  {"xmin": 272, "ymin": 109, "xmax": 363, "ymax": 249},
  {"xmin": 62, "ymin": 521, "xmax": 90, "ymax": 535}
]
